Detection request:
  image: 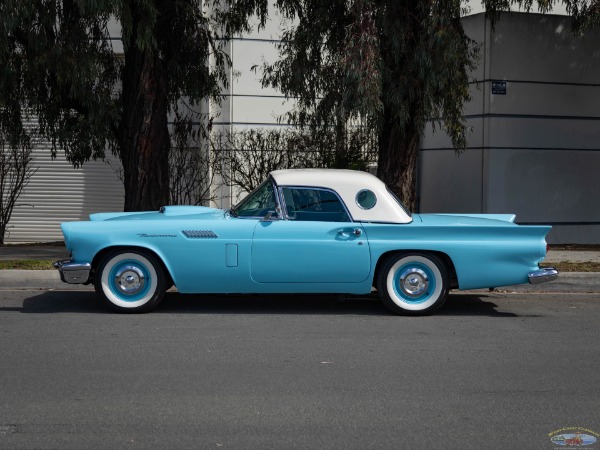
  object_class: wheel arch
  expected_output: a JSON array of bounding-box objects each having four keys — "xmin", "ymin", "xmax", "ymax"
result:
[
  {"xmin": 373, "ymin": 250, "xmax": 458, "ymax": 290},
  {"xmin": 91, "ymin": 245, "xmax": 175, "ymax": 287}
]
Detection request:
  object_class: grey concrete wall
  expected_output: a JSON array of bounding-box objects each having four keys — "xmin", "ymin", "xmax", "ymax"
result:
[{"xmin": 420, "ymin": 12, "xmax": 600, "ymax": 244}]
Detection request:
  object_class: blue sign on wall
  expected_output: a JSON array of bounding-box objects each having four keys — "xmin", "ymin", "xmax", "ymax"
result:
[{"xmin": 492, "ymin": 81, "xmax": 507, "ymax": 95}]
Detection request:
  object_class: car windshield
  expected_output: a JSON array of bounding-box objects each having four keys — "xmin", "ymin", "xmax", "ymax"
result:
[{"xmin": 230, "ymin": 180, "xmax": 277, "ymax": 218}]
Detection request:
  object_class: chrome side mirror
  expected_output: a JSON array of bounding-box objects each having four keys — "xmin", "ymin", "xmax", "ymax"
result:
[{"xmin": 261, "ymin": 211, "xmax": 280, "ymax": 222}]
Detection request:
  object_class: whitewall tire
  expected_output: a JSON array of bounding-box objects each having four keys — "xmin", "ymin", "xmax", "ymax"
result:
[
  {"xmin": 94, "ymin": 250, "xmax": 167, "ymax": 313},
  {"xmin": 377, "ymin": 253, "xmax": 449, "ymax": 315}
]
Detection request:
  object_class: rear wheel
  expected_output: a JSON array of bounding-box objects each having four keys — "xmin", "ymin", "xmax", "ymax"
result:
[
  {"xmin": 377, "ymin": 253, "xmax": 449, "ymax": 315},
  {"xmin": 94, "ymin": 249, "xmax": 167, "ymax": 313}
]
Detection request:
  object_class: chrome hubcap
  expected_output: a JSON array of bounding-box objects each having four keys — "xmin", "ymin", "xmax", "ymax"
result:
[
  {"xmin": 114, "ymin": 265, "xmax": 146, "ymax": 296},
  {"xmin": 399, "ymin": 268, "xmax": 429, "ymax": 298}
]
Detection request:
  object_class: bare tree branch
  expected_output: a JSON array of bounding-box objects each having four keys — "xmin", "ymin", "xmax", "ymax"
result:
[{"xmin": 0, "ymin": 132, "xmax": 37, "ymax": 244}]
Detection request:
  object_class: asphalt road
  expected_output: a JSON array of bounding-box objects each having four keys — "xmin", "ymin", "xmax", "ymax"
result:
[{"xmin": 0, "ymin": 290, "xmax": 599, "ymax": 450}]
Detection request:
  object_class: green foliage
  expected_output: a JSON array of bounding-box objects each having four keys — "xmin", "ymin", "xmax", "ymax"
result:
[
  {"xmin": 0, "ymin": 0, "xmax": 268, "ymax": 210},
  {"xmin": 262, "ymin": 0, "xmax": 479, "ymax": 152},
  {"xmin": 0, "ymin": 0, "xmax": 119, "ymax": 164},
  {"xmin": 256, "ymin": 0, "xmax": 485, "ymax": 209}
]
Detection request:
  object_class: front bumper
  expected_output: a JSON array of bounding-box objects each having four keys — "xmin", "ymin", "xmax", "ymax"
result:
[
  {"xmin": 528, "ymin": 267, "xmax": 559, "ymax": 285},
  {"xmin": 54, "ymin": 260, "xmax": 92, "ymax": 284}
]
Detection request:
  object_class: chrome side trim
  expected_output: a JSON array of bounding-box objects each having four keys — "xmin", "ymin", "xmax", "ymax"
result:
[
  {"xmin": 54, "ymin": 260, "xmax": 92, "ymax": 284},
  {"xmin": 528, "ymin": 267, "xmax": 559, "ymax": 285}
]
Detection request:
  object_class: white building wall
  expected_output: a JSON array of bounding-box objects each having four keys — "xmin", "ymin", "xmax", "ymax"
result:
[
  {"xmin": 212, "ymin": 7, "xmax": 291, "ymax": 132},
  {"xmin": 210, "ymin": 6, "xmax": 293, "ymax": 208},
  {"xmin": 4, "ymin": 148, "xmax": 124, "ymax": 243}
]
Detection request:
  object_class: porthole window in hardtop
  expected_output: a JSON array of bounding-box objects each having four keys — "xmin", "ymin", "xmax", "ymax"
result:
[
  {"xmin": 356, "ymin": 189, "xmax": 377, "ymax": 210},
  {"xmin": 282, "ymin": 187, "xmax": 351, "ymax": 222},
  {"xmin": 232, "ymin": 180, "xmax": 277, "ymax": 218}
]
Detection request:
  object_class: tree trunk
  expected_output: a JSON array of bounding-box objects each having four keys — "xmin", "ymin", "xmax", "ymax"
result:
[
  {"xmin": 377, "ymin": 108, "xmax": 420, "ymax": 212},
  {"xmin": 374, "ymin": 0, "xmax": 425, "ymax": 214},
  {"xmin": 119, "ymin": 16, "xmax": 170, "ymax": 212}
]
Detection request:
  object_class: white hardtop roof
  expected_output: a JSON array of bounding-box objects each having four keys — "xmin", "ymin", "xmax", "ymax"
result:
[{"xmin": 270, "ymin": 169, "xmax": 412, "ymax": 223}]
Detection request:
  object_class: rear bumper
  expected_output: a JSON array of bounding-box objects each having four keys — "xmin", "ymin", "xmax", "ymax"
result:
[
  {"xmin": 528, "ymin": 267, "xmax": 559, "ymax": 285},
  {"xmin": 54, "ymin": 260, "xmax": 91, "ymax": 284}
]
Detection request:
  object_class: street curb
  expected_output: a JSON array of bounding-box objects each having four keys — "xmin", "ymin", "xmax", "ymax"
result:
[
  {"xmin": 492, "ymin": 272, "xmax": 600, "ymax": 293},
  {"xmin": 0, "ymin": 270, "xmax": 93, "ymax": 290},
  {"xmin": 1, "ymin": 270, "xmax": 600, "ymax": 292}
]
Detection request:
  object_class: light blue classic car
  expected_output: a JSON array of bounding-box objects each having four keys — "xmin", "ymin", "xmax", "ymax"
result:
[{"xmin": 54, "ymin": 169, "xmax": 558, "ymax": 315}]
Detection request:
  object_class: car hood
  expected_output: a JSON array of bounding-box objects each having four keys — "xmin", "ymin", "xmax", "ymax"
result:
[
  {"xmin": 90, "ymin": 206, "xmax": 226, "ymax": 222},
  {"xmin": 414, "ymin": 213, "xmax": 518, "ymax": 227}
]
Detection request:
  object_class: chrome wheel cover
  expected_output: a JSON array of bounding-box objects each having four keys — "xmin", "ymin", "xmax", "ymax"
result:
[
  {"xmin": 398, "ymin": 268, "xmax": 429, "ymax": 298},
  {"xmin": 114, "ymin": 265, "xmax": 146, "ymax": 296}
]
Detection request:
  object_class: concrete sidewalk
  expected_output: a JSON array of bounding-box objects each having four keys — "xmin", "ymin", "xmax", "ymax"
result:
[
  {"xmin": 545, "ymin": 249, "xmax": 600, "ymax": 263},
  {"xmin": 1, "ymin": 244, "xmax": 600, "ymax": 292}
]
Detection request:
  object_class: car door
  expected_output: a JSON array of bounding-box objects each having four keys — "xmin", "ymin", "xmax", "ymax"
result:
[{"xmin": 250, "ymin": 186, "xmax": 371, "ymax": 283}]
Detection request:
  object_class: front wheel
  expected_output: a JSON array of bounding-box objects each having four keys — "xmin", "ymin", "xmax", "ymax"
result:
[
  {"xmin": 377, "ymin": 253, "xmax": 449, "ymax": 315},
  {"xmin": 94, "ymin": 249, "xmax": 167, "ymax": 313}
]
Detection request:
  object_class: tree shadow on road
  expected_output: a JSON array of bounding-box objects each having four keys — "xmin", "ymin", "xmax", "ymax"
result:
[{"xmin": 5, "ymin": 290, "xmax": 519, "ymax": 317}]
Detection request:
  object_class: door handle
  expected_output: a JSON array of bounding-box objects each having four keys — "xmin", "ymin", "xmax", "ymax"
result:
[{"xmin": 337, "ymin": 228, "xmax": 362, "ymax": 238}]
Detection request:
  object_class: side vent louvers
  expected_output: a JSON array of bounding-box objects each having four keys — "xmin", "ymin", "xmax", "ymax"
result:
[{"xmin": 182, "ymin": 230, "xmax": 218, "ymax": 239}]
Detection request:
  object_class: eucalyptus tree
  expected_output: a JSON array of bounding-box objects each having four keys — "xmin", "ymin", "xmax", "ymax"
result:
[
  {"xmin": 0, "ymin": 0, "xmax": 267, "ymax": 211},
  {"xmin": 262, "ymin": 0, "xmax": 599, "ymax": 210}
]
